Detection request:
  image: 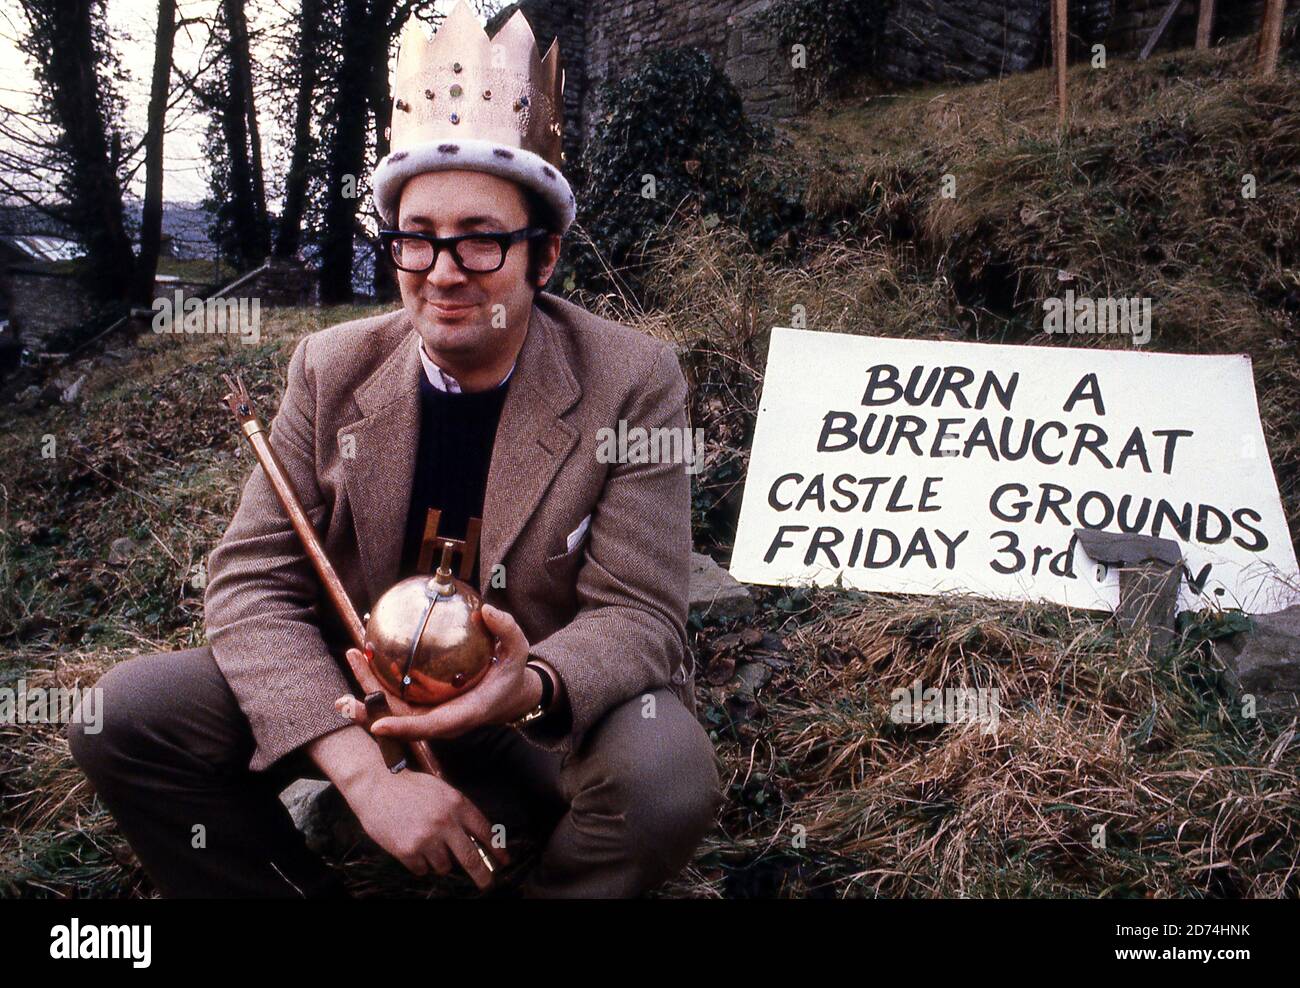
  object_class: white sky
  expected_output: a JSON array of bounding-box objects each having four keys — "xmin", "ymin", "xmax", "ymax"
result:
[{"xmin": 0, "ymin": 0, "xmax": 478, "ymax": 206}]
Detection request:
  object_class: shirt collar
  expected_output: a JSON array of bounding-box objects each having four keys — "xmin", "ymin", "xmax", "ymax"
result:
[{"xmin": 417, "ymin": 339, "xmax": 515, "ymax": 393}]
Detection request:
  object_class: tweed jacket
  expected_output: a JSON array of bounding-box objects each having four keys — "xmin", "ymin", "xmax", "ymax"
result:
[{"xmin": 204, "ymin": 292, "xmax": 694, "ymax": 772}]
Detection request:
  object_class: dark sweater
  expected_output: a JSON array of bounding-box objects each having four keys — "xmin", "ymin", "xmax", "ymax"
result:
[{"xmin": 399, "ymin": 368, "xmax": 510, "ymax": 586}]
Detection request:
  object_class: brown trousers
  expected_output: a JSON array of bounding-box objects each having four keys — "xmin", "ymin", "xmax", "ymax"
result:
[{"xmin": 67, "ymin": 646, "xmax": 722, "ymax": 898}]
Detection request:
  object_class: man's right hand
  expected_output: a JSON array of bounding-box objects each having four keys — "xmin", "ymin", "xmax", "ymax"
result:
[
  {"xmin": 305, "ymin": 723, "xmax": 508, "ymax": 889},
  {"xmin": 348, "ymin": 766, "xmax": 508, "ymax": 888}
]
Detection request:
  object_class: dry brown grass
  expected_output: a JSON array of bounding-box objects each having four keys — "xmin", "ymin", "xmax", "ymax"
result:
[
  {"xmin": 0, "ymin": 305, "xmax": 384, "ymax": 896},
  {"xmin": 665, "ymin": 591, "xmax": 1299, "ymax": 898}
]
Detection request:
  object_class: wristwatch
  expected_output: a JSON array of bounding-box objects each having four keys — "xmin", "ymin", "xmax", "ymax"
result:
[{"xmin": 509, "ymin": 660, "xmax": 555, "ymax": 728}]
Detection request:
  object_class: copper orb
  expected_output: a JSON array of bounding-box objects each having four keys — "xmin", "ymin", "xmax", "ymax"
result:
[{"xmin": 364, "ymin": 569, "xmax": 493, "ymax": 705}]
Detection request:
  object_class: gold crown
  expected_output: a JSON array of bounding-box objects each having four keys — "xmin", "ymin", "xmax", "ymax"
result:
[{"xmin": 390, "ymin": 1, "xmax": 564, "ymax": 169}]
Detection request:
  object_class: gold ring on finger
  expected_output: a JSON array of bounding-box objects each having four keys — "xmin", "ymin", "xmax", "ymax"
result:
[{"xmin": 471, "ymin": 837, "xmax": 496, "ymax": 874}]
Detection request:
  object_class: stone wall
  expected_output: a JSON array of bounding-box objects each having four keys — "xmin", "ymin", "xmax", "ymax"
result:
[
  {"xmin": 579, "ymin": 0, "xmax": 796, "ymax": 128},
  {"xmin": 235, "ymin": 258, "xmax": 317, "ymax": 307},
  {"xmin": 1107, "ymin": 0, "xmax": 1270, "ymax": 54},
  {"xmin": 877, "ymin": 0, "xmax": 1050, "ymax": 85},
  {"xmin": 5, "ymin": 268, "xmax": 99, "ymax": 351},
  {"xmin": 875, "ymin": 1, "xmax": 1272, "ymax": 86},
  {"xmin": 501, "ymin": 0, "xmax": 797, "ymax": 134},
  {"xmin": 499, "ymin": 0, "xmax": 1281, "ymax": 143},
  {"xmin": 488, "ymin": 0, "xmax": 590, "ymax": 167},
  {"xmin": 4, "ymin": 263, "xmax": 285, "ymax": 352}
]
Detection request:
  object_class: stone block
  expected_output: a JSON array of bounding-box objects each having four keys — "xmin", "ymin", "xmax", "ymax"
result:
[
  {"xmin": 691, "ymin": 551, "xmax": 755, "ymax": 622},
  {"xmin": 1214, "ymin": 605, "xmax": 1300, "ymax": 723}
]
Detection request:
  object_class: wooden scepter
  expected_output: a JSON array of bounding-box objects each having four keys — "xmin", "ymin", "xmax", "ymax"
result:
[{"xmin": 221, "ymin": 375, "xmax": 443, "ymax": 778}]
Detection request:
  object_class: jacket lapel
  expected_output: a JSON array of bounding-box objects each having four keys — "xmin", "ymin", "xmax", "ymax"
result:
[
  {"xmin": 479, "ymin": 302, "xmax": 581, "ymax": 592},
  {"xmin": 340, "ymin": 318, "xmax": 423, "ymax": 605}
]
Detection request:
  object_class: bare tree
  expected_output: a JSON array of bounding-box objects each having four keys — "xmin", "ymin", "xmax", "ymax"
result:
[
  {"xmin": 227, "ymin": 0, "xmax": 269, "ymax": 239},
  {"xmin": 272, "ymin": 0, "xmax": 324, "ymax": 258},
  {"xmin": 203, "ymin": 0, "xmax": 270, "ymax": 270},
  {"xmin": 14, "ymin": 0, "xmax": 135, "ymax": 304},
  {"xmin": 320, "ymin": 0, "xmax": 383, "ymax": 302},
  {"xmin": 133, "ymin": 0, "xmax": 178, "ymax": 305}
]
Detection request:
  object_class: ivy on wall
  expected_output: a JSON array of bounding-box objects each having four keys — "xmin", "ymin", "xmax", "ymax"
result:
[
  {"xmin": 758, "ymin": 0, "xmax": 894, "ymax": 106},
  {"xmin": 564, "ymin": 47, "xmax": 769, "ymax": 295}
]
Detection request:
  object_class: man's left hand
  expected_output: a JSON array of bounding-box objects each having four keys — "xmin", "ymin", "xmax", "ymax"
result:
[{"xmin": 333, "ymin": 603, "xmax": 543, "ymax": 741}]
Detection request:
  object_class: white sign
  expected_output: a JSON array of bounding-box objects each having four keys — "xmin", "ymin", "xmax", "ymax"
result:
[{"xmin": 730, "ymin": 328, "xmax": 1300, "ymax": 614}]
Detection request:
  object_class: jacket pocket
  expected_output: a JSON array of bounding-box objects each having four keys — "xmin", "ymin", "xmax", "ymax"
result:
[
  {"xmin": 544, "ymin": 541, "xmax": 583, "ymax": 574},
  {"xmin": 541, "ymin": 542, "xmax": 583, "ymax": 609}
]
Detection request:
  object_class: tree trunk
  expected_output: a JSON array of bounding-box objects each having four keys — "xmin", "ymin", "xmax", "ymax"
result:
[
  {"xmin": 273, "ymin": 0, "xmax": 323, "ymax": 258},
  {"xmin": 1052, "ymin": 0, "xmax": 1068, "ymax": 128},
  {"xmin": 133, "ymin": 0, "xmax": 178, "ymax": 306},
  {"xmin": 367, "ymin": 0, "xmax": 400, "ymax": 300},
  {"xmin": 221, "ymin": 0, "xmax": 269, "ymax": 269},
  {"xmin": 320, "ymin": 0, "xmax": 373, "ymax": 303},
  {"xmin": 20, "ymin": 0, "xmax": 136, "ymax": 303},
  {"xmin": 228, "ymin": 0, "xmax": 269, "ymax": 240},
  {"xmin": 1195, "ymin": 0, "xmax": 1216, "ymax": 49},
  {"xmin": 1257, "ymin": 0, "xmax": 1286, "ymax": 78}
]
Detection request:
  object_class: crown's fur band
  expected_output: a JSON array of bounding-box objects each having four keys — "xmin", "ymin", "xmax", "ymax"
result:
[{"xmin": 373, "ymin": 138, "xmax": 576, "ymax": 234}]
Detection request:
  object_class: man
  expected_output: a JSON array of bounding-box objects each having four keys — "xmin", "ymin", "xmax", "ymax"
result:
[{"xmin": 68, "ymin": 3, "xmax": 721, "ymax": 898}]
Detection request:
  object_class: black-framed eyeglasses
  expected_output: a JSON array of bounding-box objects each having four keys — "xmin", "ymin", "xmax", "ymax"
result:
[{"xmin": 378, "ymin": 226, "xmax": 550, "ymax": 274}]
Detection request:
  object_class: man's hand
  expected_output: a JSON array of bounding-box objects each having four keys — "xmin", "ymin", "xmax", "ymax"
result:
[
  {"xmin": 349, "ymin": 764, "xmax": 508, "ymax": 888},
  {"xmin": 334, "ymin": 603, "xmax": 545, "ymax": 742},
  {"xmin": 305, "ymin": 723, "xmax": 508, "ymax": 888}
]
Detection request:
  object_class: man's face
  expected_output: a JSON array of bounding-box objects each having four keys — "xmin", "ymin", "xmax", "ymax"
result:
[{"xmin": 393, "ymin": 170, "xmax": 558, "ymax": 363}]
